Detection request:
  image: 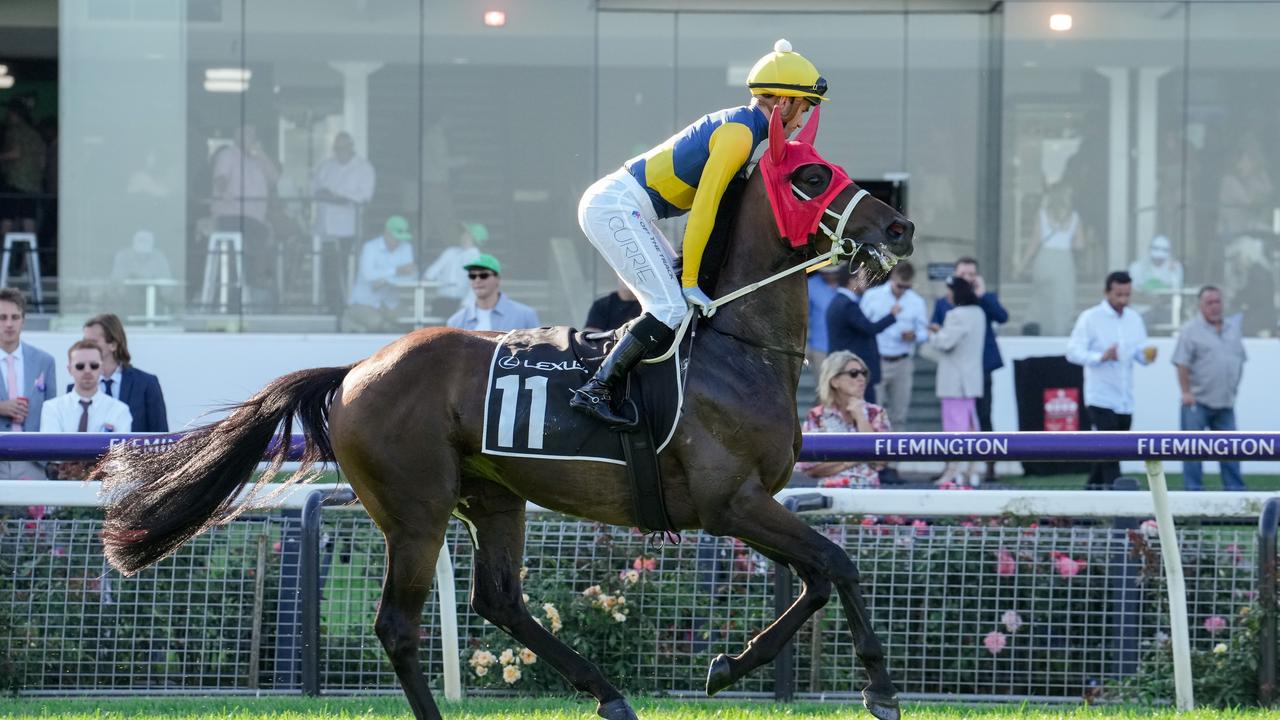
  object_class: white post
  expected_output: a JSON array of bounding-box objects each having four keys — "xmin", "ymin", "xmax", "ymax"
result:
[
  {"xmin": 435, "ymin": 540, "xmax": 462, "ymax": 700},
  {"xmin": 1145, "ymin": 459, "xmax": 1194, "ymax": 711}
]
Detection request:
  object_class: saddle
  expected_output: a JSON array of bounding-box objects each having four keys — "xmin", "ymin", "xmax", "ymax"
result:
[{"xmin": 482, "ymin": 326, "xmax": 691, "ymax": 531}]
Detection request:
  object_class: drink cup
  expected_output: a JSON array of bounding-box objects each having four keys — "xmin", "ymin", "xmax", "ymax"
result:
[{"xmin": 1143, "ymin": 346, "xmax": 1157, "ymax": 363}]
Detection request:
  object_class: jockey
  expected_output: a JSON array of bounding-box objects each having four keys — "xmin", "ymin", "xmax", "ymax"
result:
[{"xmin": 571, "ymin": 39, "xmax": 827, "ymax": 428}]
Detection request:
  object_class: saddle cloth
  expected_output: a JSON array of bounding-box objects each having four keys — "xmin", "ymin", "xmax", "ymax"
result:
[{"xmin": 482, "ymin": 326, "xmax": 687, "ymax": 464}]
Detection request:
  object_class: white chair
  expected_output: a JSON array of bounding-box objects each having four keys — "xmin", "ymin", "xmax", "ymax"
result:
[
  {"xmin": 0, "ymin": 232, "xmax": 44, "ymax": 310},
  {"xmin": 200, "ymin": 231, "xmax": 246, "ymax": 313}
]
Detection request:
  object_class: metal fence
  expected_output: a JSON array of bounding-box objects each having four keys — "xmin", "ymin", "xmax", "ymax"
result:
[{"xmin": 1, "ymin": 507, "xmax": 1264, "ymax": 702}]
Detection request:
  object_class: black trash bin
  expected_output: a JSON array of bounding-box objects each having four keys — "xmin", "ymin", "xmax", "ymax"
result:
[{"xmin": 1012, "ymin": 355, "xmax": 1092, "ymax": 476}]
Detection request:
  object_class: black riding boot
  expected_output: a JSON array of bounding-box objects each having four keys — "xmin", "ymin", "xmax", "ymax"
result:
[{"xmin": 571, "ymin": 314, "xmax": 673, "ymax": 429}]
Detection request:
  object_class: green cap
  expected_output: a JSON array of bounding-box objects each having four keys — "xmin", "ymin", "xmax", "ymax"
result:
[
  {"xmin": 384, "ymin": 215, "xmax": 412, "ymax": 242},
  {"xmin": 461, "ymin": 222, "xmax": 489, "ymax": 245},
  {"xmin": 464, "ymin": 253, "xmax": 501, "ymax": 275}
]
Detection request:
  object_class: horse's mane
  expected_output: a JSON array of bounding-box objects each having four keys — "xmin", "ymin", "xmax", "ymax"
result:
[{"xmin": 693, "ymin": 168, "xmax": 752, "ymax": 296}]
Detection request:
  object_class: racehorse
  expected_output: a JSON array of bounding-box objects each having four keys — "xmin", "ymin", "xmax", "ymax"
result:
[{"xmin": 97, "ymin": 107, "xmax": 914, "ymax": 720}]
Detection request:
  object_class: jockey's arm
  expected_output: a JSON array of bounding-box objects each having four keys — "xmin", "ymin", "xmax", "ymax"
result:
[{"xmin": 680, "ymin": 122, "xmax": 754, "ymax": 289}]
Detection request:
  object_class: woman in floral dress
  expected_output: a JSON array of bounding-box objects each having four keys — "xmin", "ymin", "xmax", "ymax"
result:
[{"xmin": 796, "ymin": 350, "xmax": 890, "ymax": 488}]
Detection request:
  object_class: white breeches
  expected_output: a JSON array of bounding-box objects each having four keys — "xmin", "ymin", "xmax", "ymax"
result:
[{"xmin": 578, "ymin": 169, "xmax": 687, "ymax": 329}]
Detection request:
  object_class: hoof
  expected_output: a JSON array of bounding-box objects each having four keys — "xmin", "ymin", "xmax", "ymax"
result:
[
  {"xmin": 862, "ymin": 689, "xmax": 901, "ymax": 720},
  {"xmin": 597, "ymin": 698, "xmax": 639, "ymax": 720},
  {"xmin": 705, "ymin": 654, "xmax": 734, "ymax": 696}
]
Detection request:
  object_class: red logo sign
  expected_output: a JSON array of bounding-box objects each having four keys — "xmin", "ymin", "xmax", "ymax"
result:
[{"xmin": 1043, "ymin": 388, "xmax": 1080, "ymax": 431}]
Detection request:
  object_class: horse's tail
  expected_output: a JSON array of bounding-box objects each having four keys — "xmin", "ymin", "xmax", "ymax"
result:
[{"xmin": 99, "ymin": 365, "xmax": 352, "ymax": 575}]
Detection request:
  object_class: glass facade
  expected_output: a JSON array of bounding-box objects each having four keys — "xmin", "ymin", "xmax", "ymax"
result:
[{"xmin": 0, "ymin": 1, "xmax": 1277, "ymax": 335}]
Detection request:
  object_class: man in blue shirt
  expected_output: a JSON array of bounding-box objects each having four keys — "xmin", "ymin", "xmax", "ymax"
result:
[
  {"xmin": 861, "ymin": 262, "xmax": 929, "ymax": 430},
  {"xmin": 806, "ymin": 264, "xmax": 842, "ymax": 373}
]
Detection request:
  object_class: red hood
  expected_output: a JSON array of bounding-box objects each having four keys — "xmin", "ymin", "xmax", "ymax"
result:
[{"xmin": 759, "ymin": 105, "xmax": 854, "ymax": 248}]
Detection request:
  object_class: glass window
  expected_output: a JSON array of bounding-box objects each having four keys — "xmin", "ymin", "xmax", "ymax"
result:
[
  {"xmin": 1001, "ymin": 2, "xmax": 1185, "ymax": 336},
  {"xmin": 1187, "ymin": 2, "xmax": 1280, "ymax": 336}
]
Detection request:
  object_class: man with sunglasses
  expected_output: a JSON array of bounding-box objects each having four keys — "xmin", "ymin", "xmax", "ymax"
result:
[
  {"xmin": 571, "ymin": 39, "xmax": 827, "ymax": 427},
  {"xmin": 40, "ymin": 340, "xmax": 132, "ymax": 433},
  {"xmin": 446, "ymin": 254, "xmax": 539, "ymax": 332}
]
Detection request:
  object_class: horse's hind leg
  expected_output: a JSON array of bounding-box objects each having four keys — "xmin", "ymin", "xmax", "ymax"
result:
[
  {"xmin": 464, "ymin": 487, "xmax": 637, "ymax": 720},
  {"xmin": 704, "ymin": 541, "xmax": 831, "ymax": 696},
  {"xmin": 374, "ymin": 525, "xmax": 450, "ymax": 720},
  {"xmin": 711, "ymin": 491, "xmax": 899, "ymax": 720}
]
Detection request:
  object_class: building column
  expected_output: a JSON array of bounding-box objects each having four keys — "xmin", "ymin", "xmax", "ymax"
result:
[
  {"xmin": 328, "ymin": 61, "xmax": 384, "ymax": 156},
  {"xmin": 1136, "ymin": 67, "xmax": 1172, "ymax": 257},
  {"xmin": 1097, "ymin": 67, "xmax": 1130, "ymax": 272}
]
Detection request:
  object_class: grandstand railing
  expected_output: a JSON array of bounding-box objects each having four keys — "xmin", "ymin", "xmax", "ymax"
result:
[{"xmin": 2, "ymin": 432, "xmax": 1279, "ymax": 708}]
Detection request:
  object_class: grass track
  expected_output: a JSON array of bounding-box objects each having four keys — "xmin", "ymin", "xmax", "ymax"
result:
[{"xmin": 0, "ymin": 697, "xmax": 1272, "ymax": 719}]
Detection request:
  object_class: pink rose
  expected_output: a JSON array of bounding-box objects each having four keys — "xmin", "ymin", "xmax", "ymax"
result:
[
  {"xmin": 860, "ymin": 516, "xmax": 878, "ymax": 526},
  {"xmin": 983, "ymin": 631, "xmax": 1007, "ymax": 655},
  {"xmin": 911, "ymin": 519, "xmax": 929, "ymax": 535},
  {"xmin": 632, "ymin": 555, "xmax": 657, "ymax": 573},
  {"xmin": 1051, "ymin": 551, "xmax": 1086, "ymax": 578},
  {"xmin": 995, "ymin": 549, "xmax": 1016, "ymax": 577},
  {"xmin": 1203, "ymin": 615, "xmax": 1227, "ymax": 633}
]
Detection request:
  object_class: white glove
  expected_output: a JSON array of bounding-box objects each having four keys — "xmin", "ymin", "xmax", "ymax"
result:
[{"xmin": 682, "ymin": 287, "xmax": 716, "ymax": 317}]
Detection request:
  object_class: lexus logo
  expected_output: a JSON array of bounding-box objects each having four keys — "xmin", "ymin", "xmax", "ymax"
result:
[{"xmin": 498, "ymin": 355, "xmax": 520, "ymax": 370}]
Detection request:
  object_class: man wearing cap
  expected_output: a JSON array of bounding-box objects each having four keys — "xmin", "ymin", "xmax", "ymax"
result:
[
  {"xmin": 446, "ymin": 254, "xmax": 539, "ymax": 332},
  {"xmin": 572, "ymin": 39, "xmax": 828, "ymax": 427},
  {"xmin": 343, "ymin": 215, "xmax": 417, "ymax": 332},
  {"xmin": 1128, "ymin": 235, "xmax": 1184, "ymax": 293},
  {"xmin": 423, "ymin": 221, "xmax": 487, "ymax": 316}
]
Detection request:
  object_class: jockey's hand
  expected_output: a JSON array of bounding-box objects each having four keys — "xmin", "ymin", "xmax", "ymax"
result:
[{"xmin": 682, "ymin": 287, "xmax": 716, "ymax": 318}]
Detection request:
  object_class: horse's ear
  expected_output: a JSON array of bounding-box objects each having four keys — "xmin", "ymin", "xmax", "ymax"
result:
[
  {"xmin": 797, "ymin": 104, "xmax": 820, "ymax": 146},
  {"xmin": 768, "ymin": 105, "xmax": 785, "ymax": 164}
]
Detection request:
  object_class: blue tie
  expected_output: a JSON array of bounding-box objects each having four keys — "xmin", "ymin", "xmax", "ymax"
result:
[{"xmin": 104, "ymin": 378, "xmax": 114, "ymax": 397}]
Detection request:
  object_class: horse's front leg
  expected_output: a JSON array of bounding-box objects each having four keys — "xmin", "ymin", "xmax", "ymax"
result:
[
  {"xmin": 704, "ymin": 540, "xmax": 831, "ymax": 696},
  {"xmin": 707, "ymin": 488, "xmax": 900, "ymax": 720}
]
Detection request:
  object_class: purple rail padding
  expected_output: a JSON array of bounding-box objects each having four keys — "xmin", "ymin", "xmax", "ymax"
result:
[
  {"xmin": 3, "ymin": 431, "xmax": 1279, "ymax": 463},
  {"xmin": 797, "ymin": 431, "xmax": 1280, "ymax": 462},
  {"xmin": 0, "ymin": 433, "xmax": 310, "ymax": 462}
]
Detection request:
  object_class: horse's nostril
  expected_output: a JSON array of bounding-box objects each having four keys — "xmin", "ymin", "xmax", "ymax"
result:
[{"xmin": 887, "ymin": 222, "xmax": 905, "ymax": 238}]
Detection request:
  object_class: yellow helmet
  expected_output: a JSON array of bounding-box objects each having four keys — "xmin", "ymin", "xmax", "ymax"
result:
[{"xmin": 746, "ymin": 39, "xmax": 828, "ymax": 104}]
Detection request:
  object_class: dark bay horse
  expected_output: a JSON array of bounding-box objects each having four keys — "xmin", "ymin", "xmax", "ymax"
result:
[{"xmin": 98, "ymin": 112, "xmax": 914, "ymax": 720}]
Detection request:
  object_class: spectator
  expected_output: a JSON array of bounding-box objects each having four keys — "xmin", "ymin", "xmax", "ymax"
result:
[
  {"xmin": 0, "ymin": 288, "xmax": 56, "ymax": 480},
  {"xmin": 1225, "ymin": 236, "xmax": 1277, "ymax": 337},
  {"xmin": 447, "ymin": 254, "xmax": 539, "ymax": 331},
  {"xmin": 931, "ymin": 256, "xmax": 1008, "ymax": 480},
  {"xmin": 1172, "ymin": 286, "xmax": 1247, "ymax": 491},
  {"xmin": 80, "ymin": 313, "xmax": 168, "ymax": 432},
  {"xmin": 924, "ymin": 276, "xmax": 987, "ymax": 487},
  {"xmin": 860, "ymin": 262, "xmax": 928, "ymax": 429},
  {"xmin": 826, "ymin": 263, "xmax": 899, "ymax": 404},
  {"xmin": 41, "ymin": 340, "xmax": 132, "ymax": 433},
  {"xmin": 795, "ymin": 351, "xmax": 890, "ymax": 489},
  {"xmin": 584, "ymin": 279, "xmax": 641, "ymax": 333},
  {"xmin": 422, "ymin": 222, "xmax": 487, "ymax": 317},
  {"xmin": 0, "ymin": 98, "xmax": 46, "ymax": 239},
  {"xmin": 805, "ymin": 263, "xmax": 843, "ymax": 372},
  {"xmin": 312, "ymin": 131, "xmax": 376, "ymax": 314},
  {"xmin": 343, "ymin": 215, "xmax": 417, "ymax": 333},
  {"xmin": 1128, "ymin": 235, "xmax": 1184, "ymax": 293},
  {"xmin": 211, "ymin": 125, "xmax": 280, "ymax": 307},
  {"xmin": 1021, "ymin": 183, "xmax": 1082, "ymax": 336},
  {"xmin": 1067, "ymin": 271, "xmax": 1157, "ymax": 489},
  {"xmin": 110, "ymin": 230, "xmax": 173, "ymax": 282}
]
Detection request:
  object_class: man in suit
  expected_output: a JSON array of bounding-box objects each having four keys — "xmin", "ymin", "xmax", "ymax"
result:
[
  {"xmin": 825, "ymin": 264, "xmax": 900, "ymax": 404},
  {"xmin": 80, "ymin": 313, "xmax": 168, "ymax": 432},
  {"xmin": 0, "ymin": 287, "xmax": 57, "ymax": 479}
]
